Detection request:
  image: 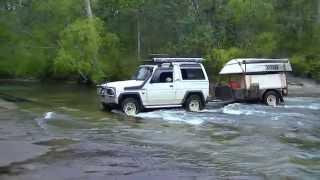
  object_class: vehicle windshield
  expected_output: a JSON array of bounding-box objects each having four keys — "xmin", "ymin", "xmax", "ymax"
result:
[{"xmin": 132, "ymin": 66, "xmax": 154, "ymax": 81}]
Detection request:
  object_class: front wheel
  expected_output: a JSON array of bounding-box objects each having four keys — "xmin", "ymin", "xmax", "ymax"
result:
[
  {"xmin": 264, "ymin": 91, "xmax": 280, "ymax": 106},
  {"xmin": 185, "ymin": 95, "xmax": 204, "ymax": 112},
  {"xmin": 121, "ymin": 98, "xmax": 141, "ymax": 116}
]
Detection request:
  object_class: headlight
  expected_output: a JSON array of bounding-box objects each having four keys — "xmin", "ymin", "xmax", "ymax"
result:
[{"xmin": 106, "ymin": 87, "xmax": 116, "ymax": 96}]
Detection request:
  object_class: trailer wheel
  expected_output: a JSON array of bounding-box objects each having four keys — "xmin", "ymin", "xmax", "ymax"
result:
[
  {"xmin": 264, "ymin": 91, "xmax": 280, "ymax": 106},
  {"xmin": 185, "ymin": 95, "xmax": 204, "ymax": 112},
  {"xmin": 121, "ymin": 98, "xmax": 141, "ymax": 116}
]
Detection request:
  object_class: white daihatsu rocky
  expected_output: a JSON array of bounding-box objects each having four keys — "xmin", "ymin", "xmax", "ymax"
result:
[{"xmin": 97, "ymin": 58, "xmax": 209, "ymax": 116}]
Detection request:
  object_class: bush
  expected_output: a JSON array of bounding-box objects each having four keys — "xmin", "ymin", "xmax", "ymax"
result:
[
  {"xmin": 291, "ymin": 55, "xmax": 320, "ymax": 81},
  {"xmin": 250, "ymin": 32, "xmax": 277, "ymax": 57},
  {"xmin": 205, "ymin": 47, "xmax": 244, "ymax": 81},
  {"xmin": 308, "ymin": 58, "xmax": 320, "ymax": 81},
  {"xmin": 290, "ymin": 55, "xmax": 309, "ymax": 77},
  {"xmin": 54, "ymin": 17, "xmax": 120, "ymax": 83}
]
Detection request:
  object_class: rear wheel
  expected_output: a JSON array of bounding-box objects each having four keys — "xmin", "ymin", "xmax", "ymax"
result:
[
  {"xmin": 264, "ymin": 91, "xmax": 280, "ymax": 106},
  {"xmin": 185, "ymin": 95, "xmax": 204, "ymax": 112},
  {"xmin": 121, "ymin": 98, "xmax": 141, "ymax": 116}
]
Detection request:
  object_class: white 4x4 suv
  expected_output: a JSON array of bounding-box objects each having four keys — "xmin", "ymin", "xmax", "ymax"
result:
[{"xmin": 97, "ymin": 58, "xmax": 209, "ymax": 116}]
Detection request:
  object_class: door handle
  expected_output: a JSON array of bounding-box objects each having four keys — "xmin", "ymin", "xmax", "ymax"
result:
[{"xmin": 170, "ymin": 85, "xmax": 173, "ymax": 87}]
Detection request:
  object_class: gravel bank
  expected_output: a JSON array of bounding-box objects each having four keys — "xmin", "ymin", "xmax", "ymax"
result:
[{"xmin": 287, "ymin": 75, "xmax": 320, "ymax": 97}]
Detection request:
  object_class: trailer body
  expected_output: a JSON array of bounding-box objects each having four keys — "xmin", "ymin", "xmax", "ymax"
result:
[{"xmin": 216, "ymin": 58, "xmax": 292, "ymax": 105}]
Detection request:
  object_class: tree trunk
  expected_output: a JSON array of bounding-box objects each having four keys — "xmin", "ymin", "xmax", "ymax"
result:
[
  {"xmin": 137, "ymin": 12, "xmax": 141, "ymax": 60},
  {"xmin": 190, "ymin": 0, "xmax": 200, "ymax": 22},
  {"xmin": 84, "ymin": 0, "xmax": 93, "ymax": 18},
  {"xmin": 318, "ymin": 0, "xmax": 320, "ymax": 23},
  {"xmin": 84, "ymin": 0, "xmax": 97, "ymax": 84}
]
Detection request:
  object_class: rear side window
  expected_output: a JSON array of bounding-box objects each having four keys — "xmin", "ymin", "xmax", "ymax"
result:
[{"xmin": 181, "ymin": 68, "xmax": 205, "ymax": 80}]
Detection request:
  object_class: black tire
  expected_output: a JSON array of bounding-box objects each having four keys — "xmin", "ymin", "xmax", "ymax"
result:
[
  {"xmin": 100, "ymin": 102, "xmax": 112, "ymax": 111},
  {"xmin": 185, "ymin": 94, "xmax": 204, "ymax": 112},
  {"xmin": 121, "ymin": 97, "xmax": 141, "ymax": 116},
  {"xmin": 263, "ymin": 91, "xmax": 280, "ymax": 106}
]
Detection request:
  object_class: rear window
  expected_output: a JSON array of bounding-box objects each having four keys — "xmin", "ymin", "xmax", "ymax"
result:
[{"xmin": 181, "ymin": 68, "xmax": 205, "ymax": 80}]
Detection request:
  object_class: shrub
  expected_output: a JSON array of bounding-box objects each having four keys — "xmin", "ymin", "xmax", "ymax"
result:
[
  {"xmin": 291, "ymin": 55, "xmax": 320, "ymax": 81},
  {"xmin": 290, "ymin": 55, "xmax": 309, "ymax": 77},
  {"xmin": 205, "ymin": 47, "xmax": 244, "ymax": 82}
]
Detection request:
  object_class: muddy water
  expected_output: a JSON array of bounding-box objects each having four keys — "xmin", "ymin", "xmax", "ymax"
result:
[{"xmin": 0, "ymin": 82, "xmax": 320, "ymax": 180}]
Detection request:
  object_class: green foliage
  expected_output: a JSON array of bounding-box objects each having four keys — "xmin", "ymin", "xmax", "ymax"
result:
[
  {"xmin": 291, "ymin": 55, "xmax": 320, "ymax": 81},
  {"xmin": 205, "ymin": 48, "xmax": 244, "ymax": 81},
  {"xmin": 249, "ymin": 32, "xmax": 278, "ymax": 57},
  {"xmin": 0, "ymin": 0, "xmax": 319, "ymax": 83},
  {"xmin": 309, "ymin": 60, "xmax": 320, "ymax": 81},
  {"xmin": 228, "ymin": 0, "xmax": 274, "ymax": 25},
  {"xmin": 54, "ymin": 18, "xmax": 120, "ymax": 83},
  {"xmin": 291, "ymin": 55, "xmax": 310, "ymax": 77}
]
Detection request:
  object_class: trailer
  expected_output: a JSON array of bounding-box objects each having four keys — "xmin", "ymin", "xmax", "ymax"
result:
[{"xmin": 215, "ymin": 58, "xmax": 292, "ymax": 106}]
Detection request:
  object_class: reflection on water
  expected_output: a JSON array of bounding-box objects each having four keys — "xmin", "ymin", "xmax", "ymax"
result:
[{"xmin": 0, "ymin": 82, "xmax": 320, "ymax": 179}]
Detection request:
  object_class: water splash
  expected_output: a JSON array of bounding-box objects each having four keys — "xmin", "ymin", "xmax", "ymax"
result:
[
  {"xmin": 136, "ymin": 110, "xmax": 204, "ymax": 125},
  {"xmin": 44, "ymin": 112, "xmax": 54, "ymax": 119},
  {"xmin": 222, "ymin": 103, "xmax": 267, "ymax": 116},
  {"xmin": 35, "ymin": 112, "xmax": 55, "ymax": 133}
]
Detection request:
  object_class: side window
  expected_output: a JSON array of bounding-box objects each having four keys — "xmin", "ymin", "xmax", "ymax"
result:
[
  {"xmin": 159, "ymin": 72, "xmax": 173, "ymax": 83},
  {"xmin": 181, "ymin": 68, "xmax": 205, "ymax": 80},
  {"xmin": 151, "ymin": 69, "xmax": 173, "ymax": 83}
]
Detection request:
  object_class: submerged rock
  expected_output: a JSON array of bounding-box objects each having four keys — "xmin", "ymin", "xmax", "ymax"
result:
[{"xmin": 0, "ymin": 141, "xmax": 49, "ymax": 167}]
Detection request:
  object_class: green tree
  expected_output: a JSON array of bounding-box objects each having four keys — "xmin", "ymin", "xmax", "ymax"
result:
[{"xmin": 54, "ymin": 18, "xmax": 119, "ymax": 83}]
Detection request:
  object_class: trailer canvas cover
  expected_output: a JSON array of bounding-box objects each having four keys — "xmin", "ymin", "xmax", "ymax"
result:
[{"xmin": 219, "ymin": 58, "xmax": 292, "ymax": 75}]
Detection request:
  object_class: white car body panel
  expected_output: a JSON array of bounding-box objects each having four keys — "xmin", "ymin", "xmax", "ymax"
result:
[
  {"xmin": 103, "ymin": 80, "xmax": 144, "ymax": 90},
  {"xmin": 245, "ymin": 73, "xmax": 287, "ymax": 90},
  {"xmin": 98, "ymin": 61, "xmax": 209, "ymax": 110},
  {"xmin": 145, "ymin": 82, "xmax": 176, "ymax": 105}
]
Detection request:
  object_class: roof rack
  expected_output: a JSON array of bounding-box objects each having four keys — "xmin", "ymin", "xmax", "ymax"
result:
[{"xmin": 152, "ymin": 58, "xmax": 204, "ymax": 63}]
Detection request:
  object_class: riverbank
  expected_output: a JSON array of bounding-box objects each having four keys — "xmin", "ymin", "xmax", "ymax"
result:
[{"xmin": 287, "ymin": 74, "xmax": 320, "ymax": 97}]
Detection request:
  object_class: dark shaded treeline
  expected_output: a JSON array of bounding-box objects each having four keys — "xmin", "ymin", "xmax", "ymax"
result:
[{"xmin": 0, "ymin": 0, "xmax": 319, "ymax": 83}]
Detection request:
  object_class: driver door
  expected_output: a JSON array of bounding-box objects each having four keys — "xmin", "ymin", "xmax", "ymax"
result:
[{"xmin": 145, "ymin": 68, "xmax": 177, "ymax": 106}]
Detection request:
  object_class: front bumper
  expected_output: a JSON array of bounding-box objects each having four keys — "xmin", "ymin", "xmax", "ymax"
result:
[
  {"xmin": 97, "ymin": 86, "xmax": 118, "ymax": 104},
  {"xmin": 100, "ymin": 95, "xmax": 117, "ymax": 104}
]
